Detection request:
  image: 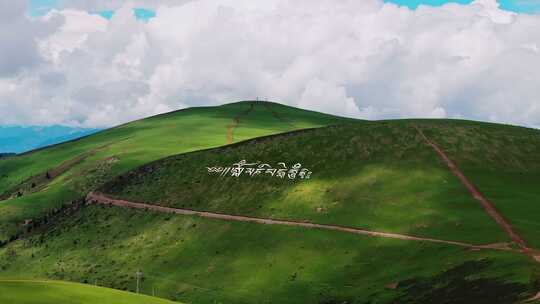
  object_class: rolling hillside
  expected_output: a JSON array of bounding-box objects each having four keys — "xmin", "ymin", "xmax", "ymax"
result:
[
  {"xmin": 1, "ymin": 108, "xmax": 539, "ymax": 303},
  {"xmin": 100, "ymin": 122, "xmax": 508, "ymax": 245},
  {"xmin": 0, "ymin": 101, "xmax": 347, "ymax": 243},
  {"xmin": 0, "ymin": 280, "xmax": 178, "ymax": 304},
  {"xmin": 2, "ymin": 204, "xmax": 537, "ymax": 303}
]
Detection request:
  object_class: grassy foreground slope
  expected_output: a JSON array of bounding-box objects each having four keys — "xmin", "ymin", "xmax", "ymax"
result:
[
  {"xmin": 421, "ymin": 121, "xmax": 540, "ymax": 248},
  {"xmin": 1, "ymin": 205, "xmax": 538, "ymax": 304},
  {"xmin": 0, "ymin": 280, "xmax": 177, "ymax": 304},
  {"xmin": 101, "ymin": 121, "xmax": 510, "ymax": 245},
  {"xmin": 0, "ymin": 101, "xmax": 347, "ymax": 242}
]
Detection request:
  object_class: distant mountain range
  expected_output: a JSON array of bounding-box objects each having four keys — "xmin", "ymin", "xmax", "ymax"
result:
[{"xmin": 0, "ymin": 125, "xmax": 101, "ymax": 154}]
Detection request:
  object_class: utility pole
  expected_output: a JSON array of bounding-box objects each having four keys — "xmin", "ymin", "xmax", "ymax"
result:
[{"xmin": 136, "ymin": 269, "xmax": 143, "ymax": 294}]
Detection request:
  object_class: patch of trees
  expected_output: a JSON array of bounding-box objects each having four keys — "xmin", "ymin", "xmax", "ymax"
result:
[{"xmin": 0, "ymin": 198, "xmax": 86, "ymax": 249}]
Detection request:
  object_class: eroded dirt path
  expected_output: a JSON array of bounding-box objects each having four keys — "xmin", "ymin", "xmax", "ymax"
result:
[
  {"xmin": 528, "ymin": 292, "xmax": 540, "ymax": 302},
  {"xmin": 414, "ymin": 126, "xmax": 536, "ymax": 259},
  {"xmin": 86, "ymin": 192, "xmax": 516, "ymax": 252}
]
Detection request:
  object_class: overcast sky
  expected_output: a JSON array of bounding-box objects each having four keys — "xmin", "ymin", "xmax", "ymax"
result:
[{"xmin": 1, "ymin": 0, "xmax": 540, "ymax": 128}]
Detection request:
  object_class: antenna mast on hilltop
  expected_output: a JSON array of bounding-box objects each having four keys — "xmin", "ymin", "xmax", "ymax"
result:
[{"xmin": 135, "ymin": 269, "xmax": 144, "ymax": 293}]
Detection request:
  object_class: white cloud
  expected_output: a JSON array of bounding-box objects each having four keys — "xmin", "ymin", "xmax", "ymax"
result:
[
  {"xmin": 298, "ymin": 79, "xmax": 361, "ymax": 118},
  {"xmin": 1, "ymin": 0, "xmax": 540, "ymax": 127},
  {"xmin": 0, "ymin": 1, "xmax": 61, "ymax": 76},
  {"xmin": 40, "ymin": 9, "xmax": 108, "ymax": 63}
]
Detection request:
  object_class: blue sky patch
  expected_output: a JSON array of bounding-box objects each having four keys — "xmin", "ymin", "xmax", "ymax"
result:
[
  {"xmin": 384, "ymin": 0, "xmax": 540, "ymax": 13},
  {"xmin": 29, "ymin": 0, "xmax": 157, "ymax": 20},
  {"xmin": 497, "ymin": 0, "xmax": 540, "ymax": 13},
  {"xmin": 383, "ymin": 0, "xmax": 472, "ymax": 9},
  {"xmin": 29, "ymin": 0, "xmax": 540, "ymax": 17},
  {"xmin": 29, "ymin": 0, "xmax": 58, "ymax": 17},
  {"xmin": 90, "ymin": 9, "xmax": 155, "ymax": 21},
  {"xmin": 133, "ymin": 8, "xmax": 156, "ymax": 22},
  {"xmin": 93, "ymin": 10, "xmax": 114, "ymax": 20}
]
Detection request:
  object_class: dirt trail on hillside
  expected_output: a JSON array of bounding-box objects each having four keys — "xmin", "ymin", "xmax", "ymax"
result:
[
  {"xmin": 261, "ymin": 102, "xmax": 296, "ymax": 128},
  {"xmin": 226, "ymin": 103, "xmax": 255, "ymax": 144},
  {"xmin": 528, "ymin": 292, "xmax": 540, "ymax": 302},
  {"xmin": 414, "ymin": 126, "xmax": 533, "ymax": 256},
  {"xmin": 86, "ymin": 192, "xmax": 517, "ymax": 252}
]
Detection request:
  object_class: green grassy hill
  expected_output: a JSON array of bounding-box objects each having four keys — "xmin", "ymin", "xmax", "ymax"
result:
[
  {"xmin": 0, "ymin": 280, "xmax": 177, "ymax": 304},
  {"xmin": 100, "ymin": 119, "xmax": 540, "ymax": 249},
  {"xmin": 1, "ymin": 102, "xmax": 539, "ymax": 303},
  {"xmin": 101, "ymin": 121, "xmax": 509, "ymax": 245},
  {"xmin": 0, "ymin": 101, "xmax": 347, "ymax": 243}
]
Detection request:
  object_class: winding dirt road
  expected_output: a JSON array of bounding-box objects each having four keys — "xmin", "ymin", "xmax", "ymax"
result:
[{"xmin": 86, "ymin": 192, "xmax": 516, "ymax": 252}]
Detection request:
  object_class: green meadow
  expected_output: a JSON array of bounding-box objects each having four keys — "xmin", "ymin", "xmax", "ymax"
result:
[
  {"xmin": 1, "ymin": 205, "xmax": 538, "ymax": 304},
  {"xmin": 102, "ymin": 121, "xmax": 512, "ymax": 245},
  {"xmin": 0, "ymin": 280, "xmax": 177, "ymax": 304}
]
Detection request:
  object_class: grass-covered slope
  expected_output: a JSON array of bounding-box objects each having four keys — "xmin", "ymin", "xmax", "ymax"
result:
[
  {"xmin": 420, "ymin": 121, "xmax": 540, "ymax": 248},
  {"xmin": 1, "ymin": 204, "xmax": 538, "ymax": 304},
  {"xmin": 101, "ymin": 121, "xmax": 513, "ymax": 245},
  {"xmin": 0, "ymin": 101, "xmax": 347, "ymax": 242},
  {"xmin": 0, "ymin": 280, "xmax": 177, "ymax": 304},
  {"xmin": 2, "ymin": 104, "xmax": 540, "ymax": 303}
]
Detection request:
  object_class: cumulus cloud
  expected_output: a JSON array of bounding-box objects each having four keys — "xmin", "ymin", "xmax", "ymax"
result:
[
  {"xmin": 1, "ymin": 0, "xmax": 540, "ymax": 127},
  {"xmin": 0, "ymin": 1, "xmax": 61, "ymax": 76}
]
